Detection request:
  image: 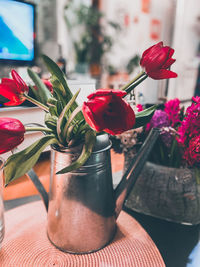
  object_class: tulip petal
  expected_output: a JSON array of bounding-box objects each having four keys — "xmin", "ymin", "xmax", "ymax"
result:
[
  {"xmin": 0, "ymin": 84, "xmax": 23, "ymax": 106},
  {"xmin": 87, "ymin": 89, "xmax": 126, "ymax": 99},
  {"xmin": 82, "ymin": 102, "xmax": 105, "ymax": 132},
  {"xmin": 0, "ymin": 117, "xmax": 25, "ymax": 154},
  {"xmin": 82, "ymin": 90, "xmax": 135, "ymax": 135},
  {"xmin": 1, "ymin": 78, "xmax": 17, "ymax": 88},
  {"xmin": 141, "ymin": 42, "xmax": 163, "ymax": 59},
  {"xmin": 0, "ymin": 117, "xmax": 25, "ymax": 134},
  {"xmin": 104, "ymin": 101, "xmax": 135, "ymax": 135},
  {"xmin": 148, "ymin": 69, "xmax": 178, "ymax": 80},
  {"xmin": 140, "ymin": 42, "xmax": 177, "ymax": 80},
  {"xmin": 141, "ymin": 46, "xmax": 164, "ymax": 68},
  {"xmin": 142, "ymin": 47, "xmax": 171, "ymax": 72},
  {"xmin": 166, "ymin": 47, "xmax": 175, "ymax": 58},
  {"xmin": 1, "ymin": 78, "xmax": 22, "ymax": 95},
  {"xmin": 0, "ymin": 70, "xmax": 28, "ymax": 106},
  {"xmin": 162, "ymin": 58, "xmax": 176, "ymax": 69},
  {"xmin": 11, "ymin": 70, "xmax": 29, "ymax": 93},
  {"xmin": 0, "ymin": 134, "xmax": 24, "ymax": 154}
]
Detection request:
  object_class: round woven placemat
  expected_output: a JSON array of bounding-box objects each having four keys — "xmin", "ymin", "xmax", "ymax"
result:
[{"xmin": 0, "ymin": 201, "xmax": 164, "ymax": 266}]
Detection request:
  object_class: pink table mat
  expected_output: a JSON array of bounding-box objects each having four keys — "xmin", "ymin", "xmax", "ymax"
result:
[{"xmin": 0, "ymin": 201, "xmax": 165, "ymax": 266}]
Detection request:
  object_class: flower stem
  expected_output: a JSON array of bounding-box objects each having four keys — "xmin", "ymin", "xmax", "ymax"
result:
[
  {"xmin": 123, "ymin": 74, "xmax": 148, "ymax": 96},
  {"xmin": 120, "ymin": 71, "xmax": 146, "ymax": 91},
  {"xmin": 25, "ymin": 127, "xmax": 53, "ymax": 133},
  {"xmin": 24, "ymin": 94, "xmax": 49, "ymax": 112}
]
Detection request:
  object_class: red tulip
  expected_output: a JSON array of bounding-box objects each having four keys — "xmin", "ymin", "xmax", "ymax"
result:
[
  {"xmin": 0, "ymin": 117, "xmax": 25, "ymax": 154},
  {"xmin": 0, "ymin": 70, "xmax": 29, "ymax": 106},
  {"xmin": 140, "ymin": 42, "xmax": 177, "ymax": 80},
  {"xmin": 82, "ymin": 89, "xmax": 136, "ymax": 135}
]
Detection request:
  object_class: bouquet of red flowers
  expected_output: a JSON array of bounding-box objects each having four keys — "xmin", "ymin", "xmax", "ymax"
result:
[
  {"xmin": 146, "ymin": 97, "xmax": 200, "ymax": 170},
  {"xmin": 0, "ymin": 42, "xmax": 178, "ymax": 186}
]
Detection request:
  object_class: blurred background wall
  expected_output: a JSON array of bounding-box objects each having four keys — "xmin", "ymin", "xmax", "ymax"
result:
[{"xmin": 1, "ymin": 0, "xmax": 200, "ymax": 106}]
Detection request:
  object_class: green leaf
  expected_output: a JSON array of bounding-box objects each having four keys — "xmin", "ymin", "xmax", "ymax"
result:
[
  {"xmin": 47, "ymin": 97, "xmax": 57, "ymax": 107},
  {"xmin": 4, "ymin": 135, "xmax": 58, "ymax": 185},
  {"xmin": 42, "ymin": 55, "xmax": 84, "ymax": 122},
  {"xmin": 47, "ymin": 97, "xmax": 58, "ymax": 116},
  {"xmin": 74, "ymin": 119, "xmax": 87, "ymax": 135},
  {"xmin": 56, "ymin": 130, "xmax": 96, "ymax": 174},
  {"xmin": 49, "ymin": 106, "xmax": 58, "ymax": 117},
  {"xmin": 45, "ymin": 113, "xmax": 57, "ymax": 131},
  {"xmin": 42, "ymin": 55, "xmax": 72, "ymax": 102},
  {"xmin": 66, "ymin": 119, "xmax": 87, "ymax": 144},
  {"xmin": 29, "ymin": 85, "xmax": 39, "ymax": 101},
  {"xmin": 50, "ymin": 78, "xmax": 67, "ymax": 107},
  {"xmin": 57, "ymin": 89, "xmax": 81, "ymax": 142},
  {"xmin": 63, "ymin": 106, "xmax": 82, "ymax": 138},
  {"xmin": 27, "ymin": 68, "xmax": 52, "ymax": 105},
  {"xmin": 134, "ymin": 105, "xmax": 157, "ymax": 128}
]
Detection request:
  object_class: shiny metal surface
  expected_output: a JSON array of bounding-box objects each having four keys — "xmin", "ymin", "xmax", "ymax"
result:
[
  {"xmin": 47, "ymin": 134, "xmax": 116, "ymax": 253},
  {"xmin": 28, "ymin": 130, "xmax": 159, "ymax": 254}
]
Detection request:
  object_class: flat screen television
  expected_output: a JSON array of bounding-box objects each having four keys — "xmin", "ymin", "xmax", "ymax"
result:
[{"xmin": 0, "ymin": 0, "xmax": 36, "ymax": 66}]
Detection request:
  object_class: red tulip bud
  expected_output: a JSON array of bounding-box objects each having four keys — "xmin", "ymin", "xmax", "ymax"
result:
[
  {"xmin": 140, "ymin": 42, "xmax": 178, "ymax": 80},
  {"xmin": 0, "ymin": 117, "xmax": 25, "ymax": 154}
]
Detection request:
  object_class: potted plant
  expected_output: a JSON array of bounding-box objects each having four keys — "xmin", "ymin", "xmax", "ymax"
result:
[
  {"xmin": 64, "ymin": 2, "xmax": 120, "ymax": 76},
  {"xmin": 124, "ymin": 97, "xmax": 200, "ymax": 225}
]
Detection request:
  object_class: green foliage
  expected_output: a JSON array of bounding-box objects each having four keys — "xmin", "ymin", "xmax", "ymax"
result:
[
  {"xmin": 64, "ymin": 3, "xmax": 121, "ymax": 65},
  {"xmin": 5, "ymin": 135, "xmax": 58, "ymax": 184},
  {"xmin": 56, "ymin": 129, "xmax": 96, "ymax": 174},
  {"xmin": 4, "ymin": 55, "xmax": 96, "ymax": 186},
  {"xmin": 147, "ymin": 136, "xmax": 182, "ymax": 168},
  {"xmin": 27, "ymin": 68, "xmax": 52, "ymax": 105},
  {"xmin": 42, "ymin": 55, "xmax": 84, "ymax": 122}
]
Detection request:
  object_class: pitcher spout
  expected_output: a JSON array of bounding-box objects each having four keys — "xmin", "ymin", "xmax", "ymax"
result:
[{"xmin": 114, "ymin": 128, "xmax": 160, "ymax": 218}]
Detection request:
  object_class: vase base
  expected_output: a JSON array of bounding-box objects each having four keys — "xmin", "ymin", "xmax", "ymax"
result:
[{"xmin": 47, "ymin": 225, "xmax": 117, "ymax": 254}]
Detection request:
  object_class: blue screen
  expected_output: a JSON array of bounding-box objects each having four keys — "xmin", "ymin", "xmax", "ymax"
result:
[{"xmin": 0, "ymin": 0, "xmax": 35, "ymax": 63}]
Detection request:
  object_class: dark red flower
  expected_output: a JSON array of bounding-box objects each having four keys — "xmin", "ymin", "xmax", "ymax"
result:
[
  {"xmin": 82, "ymin": 89, "xmax": 136, "ymax": 135},
  {"xmin": 184, "ymin": 136, "xmax": 200, "ymax": 166},
  {"xmin": 164, "ymin": 98, "xmax": 181, "ymax": 127},
  {"xmin": 177, "ymin": 96, "xmax": 200, "ymax": 146},
  {"xmin": 140, "ymin": 42, "xmax": 178, "ymax": 80},
  {"xmin": 192, "ymin": 96, "xmax": 200, "ymax": 104},
  {"xmin": 0, "ymin": 117, "xmax": 25, "ymax": 154},
  {"xmin": 0, "ymin": 70, "xmax": 29, "ymax": 106}
]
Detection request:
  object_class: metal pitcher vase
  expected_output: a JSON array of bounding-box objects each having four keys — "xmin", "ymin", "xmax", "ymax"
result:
[{"xmin": 27, "ymin": 129, "xmax": 159, "ymax": 254}]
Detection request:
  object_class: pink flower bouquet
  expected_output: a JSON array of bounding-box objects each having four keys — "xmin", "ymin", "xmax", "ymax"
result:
[{"xmin": 146, "ymin": 97, "xmax": 200, "ymax": 169}]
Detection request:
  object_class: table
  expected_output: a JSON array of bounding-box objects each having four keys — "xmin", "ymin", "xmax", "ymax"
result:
[{"xmin": 0, "ymin": 201, "xmax": 165, "ymax": 266}]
